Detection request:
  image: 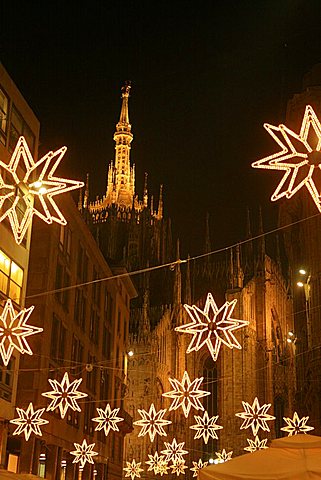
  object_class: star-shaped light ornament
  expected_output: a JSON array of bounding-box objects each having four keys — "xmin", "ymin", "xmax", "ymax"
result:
[
  {"xmin": 92, "ymin": 404, "xmax": 124, "ymax": 436},
  {"xmin": 252, "ymin": 105, "xmax": 321, "ymax": 212},
  {"xmin": 10, "ymin": 403, "xmax": 48, "ymax": 441},
  {"xmin": 175, "ymin": 293, "xmax": 249, "ymax": 362},
  {"xmin": 123, "ymin": 460, "xmax": 144, "ymax": 480},
  {"xmin": 42, "ymin": 372, "xmax": 88, "ymax": 418},
  {"xmin": 162, "ymin": 371, "xmax": 210, "ymax": 418},
  {"xmin": 161, "ymin": 438, "xmax": 188, "ymax": 463},
  {"xmin": 170, "ymin": 459, "xmax": 188, "ymax": 476},
  {"xmin": 0, "ymin": 136, "xmax": 84, "ymax": 244},
  {"xmin": 190, "ymin": 459, "xmax": 208, "ymax": 477},
  {"xmin": 133, "ymin": 403, "xmax": 171, "ymax": 442},
  {"xmin": 215, "ymin": 449, "xmax": 233, "ymax": 462},
  {"xmin": 281, "ymin": 412, "xmax": 314, "ymax": 436},
  {"xmin": 190, "ymin": 411, "xmax": 223, "ymax": 443},
  {"xmin": 70, "ymin": 439, "xmax": 98, "ymax": 468},
  {"xmin": 0, "ymin": 299, "xmax": 42, "ymax": 366},
  {"xmin": 145, "ymin": 452, "xmax": 168, "ymax": 475},
  {"xmin": 235, "ymin": 397, "xmax": 275, "ymax": 436},
  {"xmin": 244, "ymin": 436, "xmax": 268, "ymax": 453},
  {"xmin": 157, "ymin": 460, "xmax": 170, "ymax": 476}
]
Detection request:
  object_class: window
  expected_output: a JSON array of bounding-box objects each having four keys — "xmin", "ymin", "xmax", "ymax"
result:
[
  {"xmin": 77, "ymin": 244, "xmax": 88, "ymax": 282},
  {"xmin": 0, "ymin": 249, "xmax": 23, "ymax": 304},
  {"xmin": 0, "ymin": 87, "xmax": 9, "ymax": 145},
  {"xmin": 71, "ymin": 335, "xmax": 84, "ymax": 366},
  {"xmin": 9, "ymin": 105, "xmax": 35, "ymax": 154},
  {"xmin": 50, "ymin": 315, "xmax": 66, "ymax": 363},
  {"xmin": 74, "ymin": 288, "xmax": 86, "ymax": 331},
  {"xmin": 90, "ymin": 309, "xmax": 99, "ymax": 345},
  {"xmin": 55, "ymin": 261, "xmax": 70, "ymax": 309},
  {"xmin": 59, "ymin": 226, "xmax": 72, "ymax": 261},
  {"xmin": 0, "ymin": 358, "xmax": 15, "ymax": 402},
  {"xmin": 83, "ymin": 397, "xmax": 94, "ymax": 434},
  {"xmin": 86, "ymin": 354, "xmax": 97, "ymax": 393},
  {"xmin": 102, "ymin": 323, "xmax": 111, "ymax": 359}
]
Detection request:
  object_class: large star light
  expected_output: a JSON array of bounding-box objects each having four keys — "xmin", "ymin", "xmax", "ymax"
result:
[
  {"xmin": 190, "ymin": 411, "xmax": 223, "ymax": 443},
  {"xmin": 133, "ymin": 403, "xmax": 171, "ymax": 442},
  {"xmin": 175, "ymin": 293, "xmax": 249, "ymax": 362},
  {"xmin": 70, "ymin": 439, "xmax": 98, "ymax": 467},
  {"xmin": 244, "ymin": 436, "xmax": 268, "ymax": 453},
  {"xmin": 0, "ymin": 299, "xmax": 42, "ymax": 366},
  {"xmin": 10, "ymin": 403, "xmax": 48, "ymax": 441},
  {"xmin": 252, "ymin": 105, "xmax": 321, "ymax": 212},
  {"xmin": 235, "ymin": 397, "xmax": 275, "ymax": 436},
  {"xmin": 161, "ymin": 438, "xmax": 188, "ymax": 463},
  {"xmin": 123, "ymin": 460, "xmax": 144, "ymax": 480},
  {"xmin": 190, "ymin": 459, "xmax": 208, "ymax": 477},
  {"xmin": 0, "ymin": 136, "xmax": 84, "ymax": 244},
  {"xmin": 92, "ymin": 404, "xmax": 124, "ymax": 436},
  {"xmin": 281, "ymin": 412, "xmax": 314, "ymax": 436},
  {"xmin": 42, "ymin": 372, "xmax": 88, "ymax": 418},
  {"xmin": 162, "ymin": 371, "xmax": 210, "ymax": 418}
]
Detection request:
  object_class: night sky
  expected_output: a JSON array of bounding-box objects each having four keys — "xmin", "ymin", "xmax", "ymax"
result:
[{"xmin": 1, "ymin": 1, "xmax": 321, "ymax": 256}]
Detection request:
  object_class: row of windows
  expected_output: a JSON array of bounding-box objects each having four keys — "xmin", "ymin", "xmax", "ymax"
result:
[
  {"xmin": 0, "ymin": 86, "xmax": 36, "ymax": 154},
  {"xmin": 0, "ymin": 249, "xmax": 24, "ymax": 304}
]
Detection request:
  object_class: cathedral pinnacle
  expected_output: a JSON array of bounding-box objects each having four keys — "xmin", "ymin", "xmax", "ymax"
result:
[{"xmin": 118, "ymin": 81, "xmax": 131, "ymax": 128}]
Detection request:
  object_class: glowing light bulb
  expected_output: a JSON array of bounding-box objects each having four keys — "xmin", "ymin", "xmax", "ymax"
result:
[
  {"xmin": 128, "ymin": 350, "xmax": 134, "ymax": 357},
  {"xmin": 299, "ymin": 269, "xmax": 306, "ymax": 275},
  {"xmin": 297, "ymin": 281, "xmax": 304, "ymax": 287}
]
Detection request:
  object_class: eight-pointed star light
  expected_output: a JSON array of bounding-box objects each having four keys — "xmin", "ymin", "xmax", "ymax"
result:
[
  {"xmin": 281, "ymin": 412, "xmax": 314, "ymax": 436},
  {"xmin": 92, "ymin": 404, "xmax": 124, "ymax": 436},
  {"xmin": 0, "ymin": 136, "xmax": 84, "ymax": 244},
  {"xmin": 190, "ymin": 459, "xmax": 208, "ymax": 477},
  {"xmin": 133, "ymin": 403, "xmax": 171, "ymax": 442},
  {"xmin": 162, "ymin": 370, "xmax": 210, "ymax": 418},
  {"xmin": 10, "ymin": 402, "xmax": 49, "ymax": 441},
  {"xmin": 244, "ymin": 436, "xmax": 268, "ymax": 453},
  {"xmin": 175, "ymin": 292, "xmax": 249, "ymax": 362},
  {"xmin": 252, "ymin": 105, "xmax": 321, "ymax": 212},
  {"xmin": 190, "ymin": 411, "xmax": 223, "ymax": 443},
  {"xmin": 42, "ymin": 372, "xmax": 88, "ymax": 418},
  {"xmin": 70, "ymin": 439, "xmax": 98, "ymax": 467},
  {"xmin": 160, "ymin": 438, "xmax": 188, "ymax": 463},
  {"xmin": 145, "ymin": 452, "xmax": 167, "ymax": 474},
  {"xmin": 0, "ymin": 299, "xmax": 42, "ymax": 366},
  {"xmin": 123, "ymin": 460, "xmax": 144, "ymax": 479},
  {"xmin": 235, "ymin": 397, "xmax": 275, "ymax": 436},
  {"xmin": 170, "ymin": 459, "xmax": 188, "ymax": 476},
  {"xmin": 215, "ymin": 449, "xmax": 233, "ymax": 462}
]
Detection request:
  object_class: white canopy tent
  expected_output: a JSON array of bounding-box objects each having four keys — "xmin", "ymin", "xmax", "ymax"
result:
[{"xmin": 199, "ymin": 434, "xmax": 321, "ymax": 480}]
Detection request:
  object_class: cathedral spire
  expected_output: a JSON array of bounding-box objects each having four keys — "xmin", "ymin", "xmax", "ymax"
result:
[
  {"xmin": 83, "ymin": 173, "xmax": 89, "ymax": 209},
  {"xmin": 185, "ymin": 255, "xmax": 192, "ymax": 305},
  {"xmin": 156, "ymin": 184, "xmax": 163, "ymax": 220},
  {"xmin": 143, "ymin": 172, "xmax": 148, "ymax": 208},
  {"xmin": 118, "ymin": 82, "xmax": 131, "ymax": 128}
]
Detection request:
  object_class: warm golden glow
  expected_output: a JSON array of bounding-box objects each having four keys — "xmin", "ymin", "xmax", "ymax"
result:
[
  {"xmin": 10, "ymin": 403, "xmax": 48, "ymax": 441},
  {"xmin": 281, "ymin": 412, "xmax": 314, "ymax": 436},
  {"xmin": 190, "ymin": 459, "xmax": 208, "ymax": 477},
  {"xmin": 244, "ymin": 436, "xmax": 268, "ymax": 453},
  {"xmin": 123, "ymin": 460, "xmax": 144, "ymax": 479},
  {"xmin": 133, "ymin": 403, "xmax": 171, "ymax": 442},
  {"xmin": 190, "ymin": 411, "xmax": 223, "ymax": 444},
  {"xmin": 236, "ymin": 397, "xmax": 275, "ymax": 436},
  {"xmin": 92, "ymin": 404, "xmax": 124, "ymax": 436},
  {"xmin": 70, "ymin": 439, "xmax": 98, "ymax": 468}
]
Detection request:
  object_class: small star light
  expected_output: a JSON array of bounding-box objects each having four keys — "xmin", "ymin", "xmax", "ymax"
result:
[
  {"xmin": 157, "ymin": 460, "xmax": 170, "ymax": 476},
  {"xmin": 215, "ymin": 449, "xmax": 233, "ymax": 462},
  {"xmin": 0, "ymin": 136, "xmax": 84, "ymax": 244},
  {"xmin": 42, "ymin": 372, "xmax": 88, "ymax": 419},
  {"xmin": 92, "ymin": 404, "xmax": 124, "ymax": 436},
  {"xmin": 133, "ymin": 403, "xmax": 171, "ymax": 442},
  {"xmin": 161, "ymin": 438, "xmax": 188, "ymax": 463},
  {"xmin": 281, "ymin": 412, "xmax": 314, "ymax": 436},
  {"xmin": 235, "ymin": 397, "xmax": 275, "ymax": 436},
  {"xmin": 190, "ymin": 411, "xmax": 223, "ymax": 444},
  {"xmin": 0, "ymin": 299, "xmax": 42, "ymax": 366},
  {"xmin": 171, "ymin": 459, "xmax": 188, "ymax": 476},
  {"xmin": 244, "ymin": 436, "xmax": 268, "ymax": 453},
  {"xmin": 123, "ymin": 460, "xmax": 144, "ymax": 480},
  {"xmin": 10, "ymin": 403, "xmax": 48, "ymax": 441},
  {"xmin": 145, "ymin": 452, "xmax": 167, "ymax": 474},
  {"xmin": 70, "ymin": 439, "xmax": 98, "ymax": 468},
  {"xmin": 175, "ymin": 293, "xmax": 249, "ymax": 362},
  {"xmin": 252, "ymin": 105, "xmax": 321, "ymax": 212},
  {"xmin": 162, "ymin": 371, "xmax": 210, "ymax": 418},
  {"xmin": 190, "ymin": 459, "xmax": 208, "ymax": 477}
]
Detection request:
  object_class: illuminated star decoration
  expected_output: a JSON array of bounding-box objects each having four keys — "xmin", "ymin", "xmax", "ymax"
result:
[
  {"xmin": 145, "ymin": 452, "xmax": 167, "ymax": 475},
  {"xmin": 190, "ymin": 459, "xmax": 208, "ymax": 477},
  {"xmin": 0, "ymin": 136, "xmax": 84, "ymax": 244},
  {"xmin": 92, "ymin": 404, "xmax": 124, "ymax": 436},
  {"xmin": 244, "ymin": 436, "xmax": 268, "ymax": 453},
  {"xmin": 215, "ymin": 449, "xmax": 233, "ymax": 462},
  {"xmin": 133, "ymin": 403, "xmax": 171, "ymax": 442},
  {"xmin": 157, "ymin": 460, "xmax": 170, "ymax": 476},
  {"xmin": 161, "ymin": 438, "xmax": 188, "ymax": 463},
  {"xmin": 190, "ymin": 411, "xmax": 223, "ymax": 444},
  {"xmin": 10, "ymin": 403, "xmax": 49, "ymax": 441},
  {"xmin": 281, "ymin": 412, "xmax": 314, "ymax": 436},
  {"xmin": 175, "ymin": 293, "xmax": 249, "ymax": 362},
  {"xmin": 42, "ymin": 372, "xmax": 88, "ymax": 419},
  {"xmin": 252, "ymin": 105, "xmax": 321, "ymax": 212},
  {"xmin": 235, "ymin": 397, "xmax": 275, "ymax": 436},
  {"xmin": 70, "ymin": 439, "xmax": 98, "ymax": 468},
  {"xmin": 162, "ymin": 371, "xmax": 210, "ymax": 418},
  {"xmin": 171, "ymin": 459, "xmax": 188, "ymax": 476},
  {"xmin": 123, "ymin": 460, "xmax": 144, "ymax": 480},
  {"xmin": 0, "ymin": 299, "xmax": 42, "ymax": 366}
]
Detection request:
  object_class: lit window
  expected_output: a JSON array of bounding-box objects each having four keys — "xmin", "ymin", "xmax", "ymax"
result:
[
  {"xmin": 0, "ymin": 250, "xmax": 23, "ymax": 304},
  {"xmin": 0, "ymin": 87, "xmax": 9, "ymax": 145}
]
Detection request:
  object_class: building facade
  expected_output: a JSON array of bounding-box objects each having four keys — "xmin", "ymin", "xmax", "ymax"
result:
[{"xmin": 0, "ymin": 63, "xmax": 40, "ymax": 472}]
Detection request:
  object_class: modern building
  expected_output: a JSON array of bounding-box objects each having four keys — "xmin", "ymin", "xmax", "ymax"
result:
[
  {"xmin": 0, "ymin": 63, "xmax": 40, "ymax": 471},
  {"xmin": 15, "ymin": 193, "xmax": 136, "ymax": 480}
]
